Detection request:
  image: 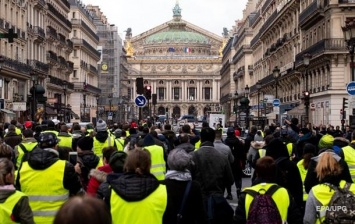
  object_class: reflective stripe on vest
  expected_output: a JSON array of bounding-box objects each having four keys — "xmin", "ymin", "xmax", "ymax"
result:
[
  {"xmin": 297, "ymin": 159, "xmax": 308, "ymax": 201},
  {"xmin": 145, "ymin": 145, "xmax": 166, "ymax": 180},
  {"xmin": 244, "ymin": 183, "xmax": 290, "ymax": 222},
  {"xmin": 342, "ymin": 146, "xmax": 355, "ymax": 182},
  {"xmin": 16, "ymin": 142, "xmax": 37, "ymax": 169},
  {"xmin": 42, "ymin": 130, "xmax": 59, "ymax": 136},
  {"xmin": 57, "ymin": 135, "xmax": 72, "ymax": 148},
  {"xmin": 0, "ymin": 191, "xmax": 26, "ymax": 224},
  {"xmin": 93, "ymin": 136, "xmax": 115, "ymax": 157},
  {"xmin": 110, "ymin": 184, "xmax": 167, "ymax": 224},
  {"xmin": 258, "ymin": 149, "xmax": 266, "ymax": 158},
  {"xmin": 115, "ymin": 138, "xmax": 125, "ymax": 151},
  {"xmin": 19, "ymin": 160, "xmax": 68, "ymax": 224},
  {"xmin": 311, "ymin": 180, "xmax": 355, "ymax": 223}
]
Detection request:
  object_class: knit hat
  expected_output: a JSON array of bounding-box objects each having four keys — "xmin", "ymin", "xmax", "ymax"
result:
[
  {"xmin": 254, "ymin": 133, "xmax": 264, "ymax": 141},
  {"xmin": 167, "ymin": 149, "xmax": 192, "ymax": 171},
  {"xmin": 318, "ymin": 134, "xmax": 335, "ymax": 150},
  {"xmin": 24, "ymin": 121, "xmax": 32, "ymax": 129},
  {"xmin": 96, "ymin": 120, "xmax": 107, "ymax": 132},
  {"xmin": 109, "ymin": 151, "xmax": 127, "ymax": 173},
  {"xmin": 77, "ymin": 136, "xmax": 93, "ymax": 151},
  {"xmin": 227, "ymin": 127, "xmax": 234, "ymax": 133}
]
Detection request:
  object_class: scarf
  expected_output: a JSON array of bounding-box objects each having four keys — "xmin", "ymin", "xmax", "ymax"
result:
[{"xmin": 165, "ymin": 170, "xmax": 192, "ymax": 181}]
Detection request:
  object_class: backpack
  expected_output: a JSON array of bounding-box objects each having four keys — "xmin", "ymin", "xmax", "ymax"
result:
[
  {"xmin": 244, "ymin": 185, "xmax": 283, "ymax": 224},
  {"xmin": 275, "ymin": 157, "xmax": 289, "ymax": 188},
  {"xmin": 323, "ymin": 183, "xmax": 355, "ymax": 224}
]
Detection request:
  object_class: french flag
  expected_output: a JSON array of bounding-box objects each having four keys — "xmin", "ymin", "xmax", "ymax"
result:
[
  {"xmin": 184, "ymin": 47, "xmax": 191, "ymax": 53},
  {"xmin": 168, "ymin": 47, "xmax": 175, "ymax": 52}
]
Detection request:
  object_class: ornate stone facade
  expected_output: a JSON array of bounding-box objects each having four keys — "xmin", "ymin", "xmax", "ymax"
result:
[{"xmin": 125, "ymin": 3, "xmax": 225, "ymax": 120}]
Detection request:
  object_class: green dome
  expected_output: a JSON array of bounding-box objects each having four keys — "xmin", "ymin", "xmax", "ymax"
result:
[{"xmin": 145, "ymin": 30, "xmax": 209, "ymax": 44}]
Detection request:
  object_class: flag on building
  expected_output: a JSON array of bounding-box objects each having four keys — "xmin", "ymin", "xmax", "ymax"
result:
[
  {"xmin": 184, "ymin": 47, "xmax": 191, "ymax": 53},
  {"xmin": 168, "ymin": 47, "xmax": 175, "ymax": 52}
]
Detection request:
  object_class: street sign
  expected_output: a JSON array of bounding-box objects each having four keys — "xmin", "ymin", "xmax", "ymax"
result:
[
  {"xmin": 108, "ymin": 111, "xmax": 113, "ymax": 120},
  {"xmin": 273, "ymin": 99, "xmax": 280, "ymax": 107},
  {"xmin": 135, "ymin": 95, "xmax": 147, "ymax": 107},
  {"xmin": 12, "ymin": 102, "xmax": 26, "ymax": 111},
  {"xmin": 346, "ymin": 81, "xmax": 355, "ymax": 95},
  {"xmin": 273, "ymin": 106, "xmax": 280, "ymax": 114}
]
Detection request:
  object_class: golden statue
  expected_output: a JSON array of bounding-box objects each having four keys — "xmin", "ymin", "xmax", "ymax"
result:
[{"xmin": 125, "ymin": 40, "xmax": 134, "ymax": 57}]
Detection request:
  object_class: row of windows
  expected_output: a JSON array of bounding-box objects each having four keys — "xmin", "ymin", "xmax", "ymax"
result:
[
  {"xmin": 153, "ymin": 87, "xmax": 212, "ymax": 101},
  {"xmin": 145, "ymin": 80, "xmax": 211, "ymax": 85}
]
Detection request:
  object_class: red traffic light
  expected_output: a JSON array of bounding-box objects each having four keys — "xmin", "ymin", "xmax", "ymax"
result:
[{"xmin": 146, "ymin": 86, "xmax": 151, "ymax": 90}]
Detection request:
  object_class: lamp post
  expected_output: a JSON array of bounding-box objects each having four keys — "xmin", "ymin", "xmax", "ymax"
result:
[
  {"xmin": 245, "ymin": 85, "xmax": 250, "ymax": 129},
  {"xmin": 63, "ymin": 82, "xmax": 67, "ymax": 123},
  {"xmin": 0, "ymin": 56, "xmax": 4, "ymax": 99},
  {"xmin": 82, "ymin": 94, "xmax": 86, "ymax": 122},
  {"xmin": 342, "ymin": 19, "xmax": 355, "ymax": 81},
  {"xmin": 95, "ymin": 94, "xmax": 100, "ymax": 123},
  {"xmin": 303, "ymin": 53, "xmax": 311, "ymax": 124},
  {"xmin": 233, "ymin": 91, "xmax": 238, "ymax": 127},
  {"xmin": 256, "ymin": 81, "xmax": 262, "ymax": 127},
  {"xmin": 273, "ymin": 66, "xmax": 281, "ymax": 124},
  {"xmin": 31, "ymin": 73, "xmax": 38, "ymax": 122}
]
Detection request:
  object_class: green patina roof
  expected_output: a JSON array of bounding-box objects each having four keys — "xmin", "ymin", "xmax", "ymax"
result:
[{"xmin": 145, "ymin": 30, "xmax": 209, "ymax": 44}]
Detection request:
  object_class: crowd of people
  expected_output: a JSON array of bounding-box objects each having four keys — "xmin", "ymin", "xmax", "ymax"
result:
[{"xmin": 0, "ymin": 117, "xmax": 355, "ymax": 223}]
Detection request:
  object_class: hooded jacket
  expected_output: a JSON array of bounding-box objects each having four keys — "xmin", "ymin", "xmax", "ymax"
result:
[
  {"xmin": 16, "ymin": 147, "xmax": 82, "ymax": 196},
  {"xmin": 175, "ymin": 142, "xmax": 195, "ymax": 153},
  {"xmin": 0, "ymin": 185, "xmax": 34, "ymax": 224},
  {"xmin": 4, "ymin": 131, "xmax": 22, "ymax": 149},
  {"xmin": 77, "ymin": 151, "xmax": 101, "ymax": 190}
]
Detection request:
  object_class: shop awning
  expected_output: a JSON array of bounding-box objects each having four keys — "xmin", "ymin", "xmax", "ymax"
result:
[
  {"xmin": 285, "ymin": 104, "xmax": 305, "ymax": 116},
  {"xmin": 1, "ymin": 109, "xmax": 15, "ymax": 115},
  {"xmin": 70, "ymin": 110, "xmax": 80, "ymax": 119},
  {"xmin": 45, "ymin": 107, "xmax": 57, "ymax": 115}
]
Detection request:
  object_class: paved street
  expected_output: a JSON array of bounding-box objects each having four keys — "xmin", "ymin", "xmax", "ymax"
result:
[{"xmin": 228, "ymin": 177, "xmax": 252, "ymax": 210}]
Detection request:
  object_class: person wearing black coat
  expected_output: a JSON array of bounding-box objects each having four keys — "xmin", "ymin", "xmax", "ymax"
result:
[
  {"xmin": 265, "ymin": 138, "xmax": 303, "ymax": 208},
  {"xmin": 224, "ymin": 127, "xmax": 245, "ymax": 199}
]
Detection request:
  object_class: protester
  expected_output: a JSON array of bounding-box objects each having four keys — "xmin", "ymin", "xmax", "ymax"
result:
[
  {"xmin": 53, "ymin": 196, "xmax": 111, "ymax": 224},
  {"xmin": 14, "ymin": 129, "xmax": 38, "ymax": 169},
  {"xmin": 0, "ymin": 158, "xmax": 34, "ymax": 224},
  {"xmin": 234, "ymin": 156, "xmax": 302, "ymax": 224},
  {"xmin": 4, "ymin": 125, "xmax": 22, "ymax": 149},
  {"xmin": 109, "ymin": 149, "xmax": 167, "ymax": 224},
  {"xmin": 304, "ymin": 151, "xmax": 355, "ymax": 223}
]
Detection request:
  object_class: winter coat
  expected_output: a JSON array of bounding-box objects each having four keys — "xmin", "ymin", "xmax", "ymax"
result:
[
  {"xmin": 191, "ymin": 141, "xmax": 234, "ymax": 198},
  {"xmin": 76, "ymin": 151, "xmax": 101, "ymax": 190},
  {"xmin": 175, "ymin": 142, "xmax": 195, "ymax": 154},
  {"xmin": 0, "ymin": 185, "xmax": 34, "ymax": 224},
  {"xmin": 224, "ymin": 134, "xmax": 245, "ymax": 172},
  {"xmin": 162, "ymin": 130, "xmax": 176, "ymax": 151},
  {"xmin": 16, "ymin": 147, "xmax": 82, "ymax": 196},
  {"xmin": 4, "ymin": 131, "xmax": 22, "ymax": 149},
  {"xmin": 160, "ymin": 179, "xmax": 207, "ymax": 224},
  {"xmin": 86, "ymin": 164, "xmax": 112, "ymax": 196}
]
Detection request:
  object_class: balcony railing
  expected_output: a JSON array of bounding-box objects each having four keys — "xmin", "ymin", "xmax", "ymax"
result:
[
  {"xmin": 90, "ymin": 65, "xmax": 98, "ymax": 74},
  {"xmin": 58, "ymin": 33, "xmax": 66, "ymax": 45},
  {"xmin": 83, "ymin": 39, "xmax": 101, "ymax": 59},
  {"xmin": 47, "ymin": 51, "xmax": 58, "ymax": 62},
  {"xmin": 47, "ymin": 3, "xmax": 72, "ymax": 29},
  {"xmin": 299, "ymin": 1, "xmax": 323, "ymax": 27},
  {"xmin": 1, "ymin": 55, "xmax": 32, "ymax": 74},
  {"xmin": 295, "ymin": 38, "xmax": 347, "ymax": 66},
  {"xmin": 259, "ymin": 11, "xmax": 278, "ymax": 35},
  {"xmin": 49, "ymin": 76, "xmax": 74, "ymax": 89},
  {"xmin": 73, "ymin": 82, "xmax": 101, "ymax": 94},
  {"xmin": 250, "ymin": 32, "xmax": 261, "ymax": 48},
  {"xmin": 33, "ymin": 0, "xmax": 45, "ymax": 9},
  {"xmin": 27, "ymin": 59, "xmax": 49, "ymax": 73},
  {"xmin": 58, "ymin": 56, "xmax": 67, "ymax": 66},
  {"xmin": 59, "ymin": 0, "xmax": 70, "ymax": 9},
  {"xmin": 339, "ymin": 0, "xmax": 355, "ymax": 3},
  {"xmin": 47, "ymin": 26, "xmax": 57, "ymax": 40},
  {"xmin": 33, "ymin": 26, "xmax": 45, "ymax": 40},
  {"xmin": 67, "ymin": 61, "xmax": 74, "ymax": 70},
  {"xmin": 81, "ymin": 20, "xmax": 99, "ymax": 42}
]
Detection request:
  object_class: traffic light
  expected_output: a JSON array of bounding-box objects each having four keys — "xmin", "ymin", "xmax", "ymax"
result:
[
  {"xmin": 304, "ymin": 91, "xmax": 310, "ymax": 106},
  {"xmin": 144, "ymin": 85, "xmax": 152, "ymax": 100},
  {"xmin": 343, "ymin": 98, "xmax": 348, "ymax": 119},
  {"xmin": 136, "ymin": 77, "xmax": 144, "ymax": 94},
  {"xmin": 152, "ymin": 94, "xmax": 157, "ymax": 105}
]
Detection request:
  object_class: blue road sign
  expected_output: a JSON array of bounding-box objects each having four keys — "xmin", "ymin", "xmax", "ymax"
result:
[
  {"xmin": 273, "ymin": 99, "xmax": 280, "ymax": 107},
  {"xmin": 108, "ymin": 111, "xmax": 113, "ymax": 116},
  {"xmin": 135, "ymin": 95, "xmax": 147, "ymax": 107},
  {"xmin": 347, "ymin": 81, "xmax": 355, "ymax": 96}
]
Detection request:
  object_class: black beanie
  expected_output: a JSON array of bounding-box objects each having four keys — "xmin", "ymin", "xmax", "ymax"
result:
[
  {"xmin": 109, "ymin": 151, "xmax": 127, "ymax": 173},
  {"xmin": 77, "ymin": 136, "xmax": 94, "ymax": 151}
]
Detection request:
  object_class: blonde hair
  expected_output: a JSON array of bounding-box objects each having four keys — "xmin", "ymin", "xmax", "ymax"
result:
[
  {"xmin": 315, "ymin": 152, "xmax": 342, "ymax": 181},
  {"xmin": 0, "ymin": 158, "xmax": 14, "ymax": 185}
]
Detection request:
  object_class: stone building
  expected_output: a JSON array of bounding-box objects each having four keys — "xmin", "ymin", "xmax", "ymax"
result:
[{"xmin": 125, "ymin": 2, "xmax": 224, "ymax": 121}]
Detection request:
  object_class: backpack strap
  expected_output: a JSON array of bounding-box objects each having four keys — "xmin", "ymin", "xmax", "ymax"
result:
[
  {"xmin": 265, "ymin": 184, "xmax": 281, "ymax": 196},
  {"xmin": 18, "ymin": 144, "xmax": 29, "ymax": 154},
  {"xmin": 177, "ymin": 180, "xmax": 192, "ymax": 223}
]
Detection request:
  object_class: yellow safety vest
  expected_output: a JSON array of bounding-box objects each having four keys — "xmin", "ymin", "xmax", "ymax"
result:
[
  {"xmin": 244, "ymin": 183, "xmax": 290, "ymax": 223},
  {"xmin": 57, "ymin": 135, "xmax": 72, "ymax": 148},
  {"xmin": 93, "ymin": 135, "xmax": 116, "ymax": 157},
  {"xmin": 19, "ymin": 160, "xmax": 69, "ymax": 224},
  {"xmin": 342, "ymin": 146, "xmax": 355, "ymax": 182},
  {"xmin": 144, "ymin": 145, "xmax": 166, "ymax": 180},
  {"xmin": 15, "ymin": 127, "xmax": 22, "ymax": 135},
  {"xmin": 296, "ymin": 159, "xmax": 308, "ymax": 201},
  {"xmin": 0, "ymin": 190, "xmax": 26, "ymax": 224},
  {"xmin": 195, "ymin": 140, "xmax": 201, "ymax": 149},
  {"xmin": 115, "ymin": 138, "xmax": 125, "ymax": 151},
  {"xmin": 258, "ymin": 149, "xmax": 266, "ymax": 158},
  {"xmin": 126, "ymin": 130, "xmax": 130, "ymax": 137},
  {"xmin": 42, "ymin": 130, "xmax": 59, "ymax": 136},
  {"xmin": 16, "ymin": 142, "xmax": 38, "ymax": 169},
  {"xmin": 311, "ymin": 180, "xmax": 355, "ymax": 224},
  {"xmin": 110, "ymin": 184, "xmax": 167, "ymax": 224},
  {"xmin": 286, "ymin": 143, "xmax": 293, "ymax": 159}
]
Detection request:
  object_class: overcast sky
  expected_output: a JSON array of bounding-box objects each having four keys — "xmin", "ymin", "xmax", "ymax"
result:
[{"xmin": 81, "ymin": 0, "xmax": 249, "ymax": 37}]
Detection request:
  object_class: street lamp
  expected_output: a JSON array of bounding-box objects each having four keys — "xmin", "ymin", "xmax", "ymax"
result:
[
  {"xmin": 256, "ymin": 81, "xmax": 262, "ymax": 127},
  {"xmin": 82, "ymin": 94, "xmax": 86, "ymax": 122},
  {"xmin": 30, "ymin": 73, "xmax": 38, "ymax": 122},
  {"xmin": 303, "ymin": 53, "xmax": 312, "ymax": 124},
  {"xmin": 273, "ymin": 66, "xmax": 281, "ymax": 124},
  {"xmin": 342, "ymin": 19, "xmax": 355, "ymax": 81},
  {"xmin": 63, "ymin": 81, "xmax": 67, "ymax": 123},
  {"xmin": 244, "ymin": 85, "xmax": 250, "ymax": 129},
  {"xmin": 95, "ymin": 94, "xmax": 100, "ymax": 122},
  {"xmin": 0, "ymin": 56, "xmax": 4, "ymax": 98},
  {"xmin": 233, "ymin": 91, "xmax": 238, "ymax": 127}
]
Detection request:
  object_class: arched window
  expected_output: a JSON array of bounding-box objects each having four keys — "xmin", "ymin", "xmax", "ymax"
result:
[
  {"xmin": 205, "ymin": 80, "xmax": 210, "ymax": 85},
  {"xmin": 174, "ymin": 80, "xmax": 179, "ymax": 84},
  {"xmin": 144, "ymin": 80, "xmax": 148, "ymax": 84},
  {"xmin": 159, "ymin": 80, "xmax": 164, "ymax": 84},
  {"xmin": 189, "ymin": 80, "xmax": 194, "ymax": 84}
]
